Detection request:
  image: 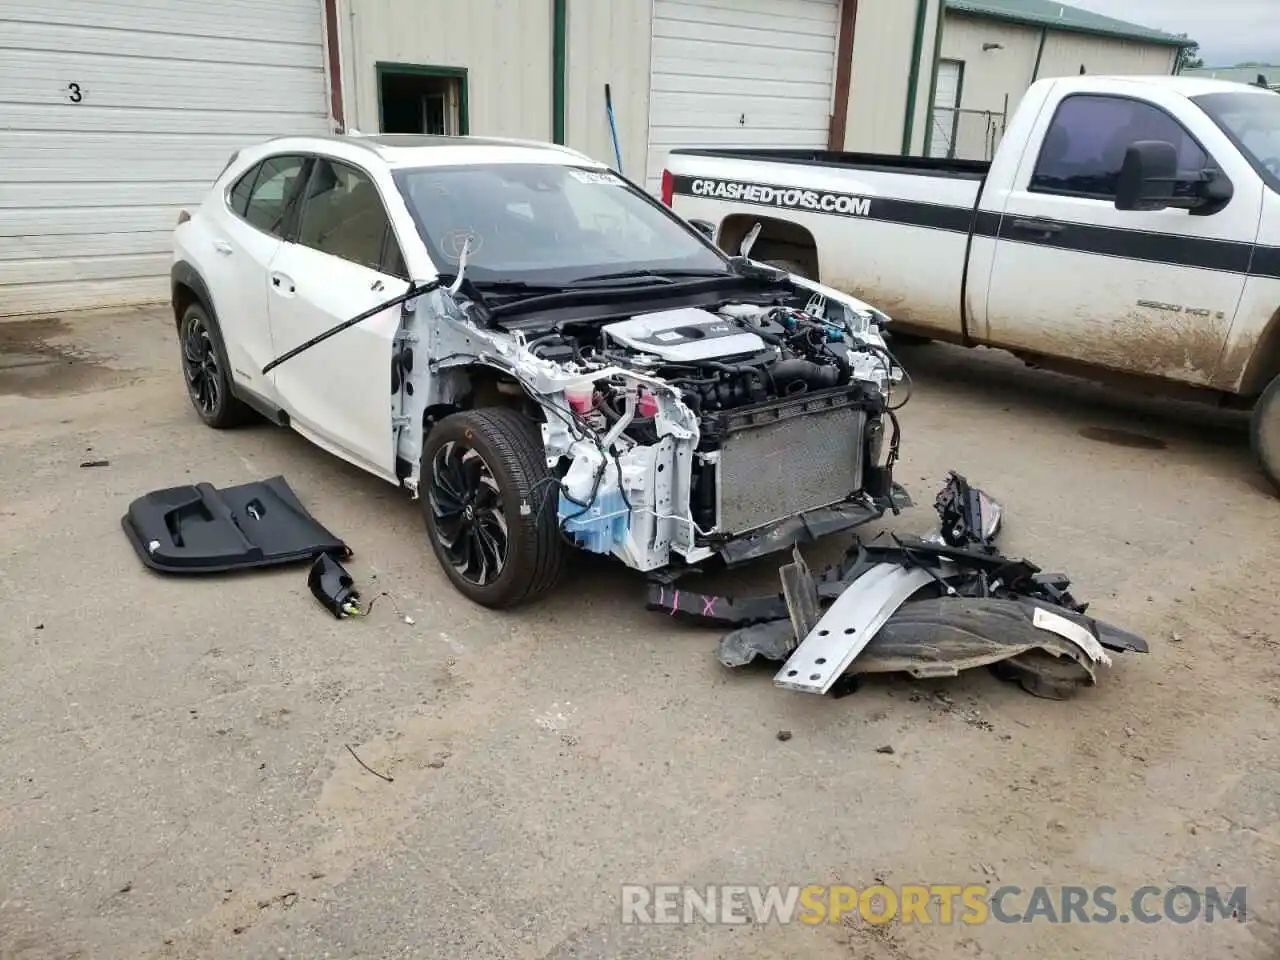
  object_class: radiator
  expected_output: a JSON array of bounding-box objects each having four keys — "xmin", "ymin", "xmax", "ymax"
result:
[{"xmin": 715, "ymin": 390, "xmax": 867, "ymax": 535}]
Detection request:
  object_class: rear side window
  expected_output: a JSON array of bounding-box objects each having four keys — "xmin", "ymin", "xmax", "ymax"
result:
[
  {"xmin": 296, "ymin": 158, "xmax": 403, "ymax": 273},
  {"xmin": 240, "ymin": 155, "xmax": 308, "ymax": 236},
  {"xmin": 1030, "ymin": 95, "xmax": 1211, "ymax": 199},
  {"xmin": 229, "ymin": 165, "xmax": 258, "ymax": 216}
]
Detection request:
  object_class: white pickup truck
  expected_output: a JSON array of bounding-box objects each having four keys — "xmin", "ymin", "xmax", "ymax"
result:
[{"xmin": 662, "ymin": 75, "xmax": 1280, "ymax": 490}]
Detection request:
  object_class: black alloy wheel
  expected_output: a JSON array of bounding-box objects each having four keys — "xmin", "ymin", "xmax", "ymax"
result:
[
  {"xmin": 178, "ymin": 302, "xmax": 252, "ymax": 428},
  {"xmin": 428, "ymin": 439, "xmax": 510, "ymax": 587},
  {"xmin": 419, "ymin": 408, "xmax": 565, "ymax": 608},
  {"xmin": 182, "ymin": 310, "xmax": 221, "ymax": 417}
]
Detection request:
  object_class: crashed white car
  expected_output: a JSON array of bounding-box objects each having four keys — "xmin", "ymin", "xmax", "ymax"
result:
[{"xmin": 171, "ymin": 134, "xmax": 904, "ymax": 607}]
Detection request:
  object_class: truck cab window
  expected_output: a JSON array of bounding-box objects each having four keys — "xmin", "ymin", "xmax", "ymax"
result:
[{"xmin": 1030, "ymin": 95, "xmax": 1211, "ymax": 200}]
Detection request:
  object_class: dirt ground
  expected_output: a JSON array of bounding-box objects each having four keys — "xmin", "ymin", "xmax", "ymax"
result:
[{"xmin": 1, "ymin": 305, "xmax": 1278, "ymax": 960}]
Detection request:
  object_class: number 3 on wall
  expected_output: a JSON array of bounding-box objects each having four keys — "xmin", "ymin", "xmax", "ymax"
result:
[{"xmin": 67, "ymin": 82, "xmax": 83, "ymax": 103}]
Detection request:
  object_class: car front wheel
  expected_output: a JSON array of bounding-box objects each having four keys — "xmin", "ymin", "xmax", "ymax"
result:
[
  {"xmin": 420, "ymin": 407, "xmax": 566, "ymax": 608},
  {"xmin": 179, "ymin": 302, "xmax": 253, "ymax": 428}
]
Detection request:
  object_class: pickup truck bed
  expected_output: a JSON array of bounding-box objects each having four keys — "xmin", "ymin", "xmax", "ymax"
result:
[{"xmin": 671, "ymin": 148, "xmax": 991, "ymax": 181}]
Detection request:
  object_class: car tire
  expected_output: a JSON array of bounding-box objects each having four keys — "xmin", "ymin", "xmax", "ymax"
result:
[
  {"xmin": 1250, "ymin": 373, "xmax": 1280, "ymax": 495},
  {"xmin": 178, "ymin": 302, "xmax": 254, "ymax": 428},
  {"xmin": 420, "ymin": 407, "xmax": 566, "ymax": 608}
]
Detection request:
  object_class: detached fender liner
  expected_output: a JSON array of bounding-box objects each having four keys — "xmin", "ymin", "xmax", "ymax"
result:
[{"xmin": 122, "ymin": 475, "xmax": 349, "ymax": 574}]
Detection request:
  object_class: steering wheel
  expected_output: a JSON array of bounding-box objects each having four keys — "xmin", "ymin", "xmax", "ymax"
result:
[{"xmin": 1264, "ymin": 157, "xmax": 1280, "ymax": 178}]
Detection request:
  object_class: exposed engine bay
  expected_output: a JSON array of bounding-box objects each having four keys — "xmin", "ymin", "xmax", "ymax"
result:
[{"xmin": 394, "ymin": 269, "xmax": 906, "ymax": 573}]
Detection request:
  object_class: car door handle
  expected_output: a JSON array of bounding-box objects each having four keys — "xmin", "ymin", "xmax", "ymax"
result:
[
  {"xmin": 213, "ymin": 240, "xmax": 233, "ymax": 255},
  {"xmin": 270, "ymin": 273, "xmax": 296, "ymax": 296},
  {"xmin": 1008, "ymin": 218, "xmax": 1065, "ymax": 236}
]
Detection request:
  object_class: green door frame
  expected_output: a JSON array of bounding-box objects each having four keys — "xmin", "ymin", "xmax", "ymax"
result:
[
  {"xmin": 901, "ymin": 0, "xmax": 932, "ymax": 154},
  {"xmin": 552, "ymin": 0, "xmax": 567, "ymax": 144},
  {"xmin": 375, "ymin": 62, "xmax": 470, "ymax": 135}
]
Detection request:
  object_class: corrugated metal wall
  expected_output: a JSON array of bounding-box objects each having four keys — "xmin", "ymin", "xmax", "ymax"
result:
[
  {"xmin": 1038, "ymin": 30, "xmax": 1177, "ymax": 80},
  {"xmin": 338, "ymin": 0, "xmax": 553, "ymax": 139},
  {"xmin": 646, "ymin": 0, "xmax": 841, "ymax": 191},
  {"xmin": 938, "ymin": 12, "xmax": 1178, "ymax": 159},
  {"xmin": 338, "ymin": 0, "xmax": 650, "ymax": 174},
  {"xmin": 0, "ymin": 0, "xmax": 330, "ymax": 317},
  {"xmin": 564, "ymin": 0, "xmax": 652, "ymax": 178},
  {"xmin": 937, "ymin": 14, "xmax": 1036, "ymax": 159},
  {"xmin": 843, "ymin": 0, "xmax": 943, "ymax": 155}
]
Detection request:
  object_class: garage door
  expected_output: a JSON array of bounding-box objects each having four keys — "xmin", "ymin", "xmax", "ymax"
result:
[
  {"xmin": 0, "ymin": 0, "xmax": 331, "ymax": 317},
  {"xmin": 646, "ymin": 0, "xmax": 840, "ymax": 194}
]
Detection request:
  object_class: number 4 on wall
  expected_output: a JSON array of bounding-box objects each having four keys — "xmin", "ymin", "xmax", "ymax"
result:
[{"xmin": 66, "ymin": 82, "xmax": 83, "ymax": 103}]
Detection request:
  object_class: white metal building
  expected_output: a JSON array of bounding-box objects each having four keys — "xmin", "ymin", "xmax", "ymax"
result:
[
  {"xmin": 0, "ymin": 0, "xmax": 333, "ymax": 316},
  {"xmin": 929, "ymin": 0, "xmax": 1192, "ymax": 160},
  {"xmin": 0, "ymin": 0, "xmax": 949, "ymax": 318},
  {"xmin": 334, "ymin": 0, "xmax": 942, "ymax": 196}
]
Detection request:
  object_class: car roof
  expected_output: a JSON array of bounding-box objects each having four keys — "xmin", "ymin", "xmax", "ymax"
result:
[
  {"xmin": 234, "ymin": 133, "xmax": 606, "ymax": 172},
  {"xmin": 1048, "ymin": 74, "xmax": 1278, "ymax": 99}
]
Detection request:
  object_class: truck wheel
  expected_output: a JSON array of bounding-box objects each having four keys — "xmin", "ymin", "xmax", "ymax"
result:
[
  {"xmin": 1251, "ymin": 374, "xmax": 1280, "ymax": 495},
  {"xmin": 420, "ymin": 407, "xmax": 565, "ymax": 608}
]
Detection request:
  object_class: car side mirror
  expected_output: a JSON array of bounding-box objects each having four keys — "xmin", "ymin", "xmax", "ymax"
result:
[{"xmin": 1115, "ymin": 140, "xmax": 1233, "ymax": 214}]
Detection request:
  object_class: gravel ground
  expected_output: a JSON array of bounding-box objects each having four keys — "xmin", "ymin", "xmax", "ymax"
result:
[{"xmin": 1, "ymin": 306, "xmax": 1277, "ymax": 960}]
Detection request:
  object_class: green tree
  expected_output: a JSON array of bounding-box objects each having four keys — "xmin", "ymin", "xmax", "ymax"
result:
[{"xmin": 1175, "ymin": 34, "xmax": 1204, "ymax": 72}]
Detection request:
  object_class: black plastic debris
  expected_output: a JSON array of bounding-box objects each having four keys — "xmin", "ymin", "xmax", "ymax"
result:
[
  {"xmin": 121, "ymin": 475, "xmax": 349, "ymax": 574},
  {"xmin": 657, "ymin": 472, "xmax": 1146, "ymax": 700},
  {"xmin": 309, "ymin": 553, "xmax": 363, "ymax": 618},
  {"xmin": 934, "ymin": 471, "xmax": 1002, "ymax": 551}
]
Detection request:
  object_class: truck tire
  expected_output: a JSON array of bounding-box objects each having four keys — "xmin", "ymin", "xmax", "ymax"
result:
[
  {"xmin": 420, "ymin": 407, "xmax": 565, "ymax": 608},
  {"xmin": 1251, "ymin": 374, "xmax": 1280, "ymax": 495}
]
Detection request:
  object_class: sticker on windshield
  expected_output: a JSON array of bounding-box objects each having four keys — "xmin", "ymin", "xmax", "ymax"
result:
[{"xmin": 568, "ymin": 169, "xmax": 624, "ymax": 186}]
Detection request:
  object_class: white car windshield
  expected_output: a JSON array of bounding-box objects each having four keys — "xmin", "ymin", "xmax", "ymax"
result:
[
  {"xmin": 392, "ymin": 163, "xmax": 729, "ymax": 284},
  {"xmin": 1195, "ymin": 90, "xmax": 1280, "ymax": 191}
]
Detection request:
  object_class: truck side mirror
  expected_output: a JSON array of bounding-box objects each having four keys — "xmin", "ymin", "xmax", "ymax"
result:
[
  {"xmin": 1114, "ymin": 140, "xmax": 1233, "ymax": 214},
  {"xmin": 1115, "ymin": 140, "xmax": 1179, "ymax": 211}
]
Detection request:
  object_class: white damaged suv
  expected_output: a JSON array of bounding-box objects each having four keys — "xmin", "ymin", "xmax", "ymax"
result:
[{"xmin": 171, "ymin": 134, "xmax": 905, "ymax": 607}]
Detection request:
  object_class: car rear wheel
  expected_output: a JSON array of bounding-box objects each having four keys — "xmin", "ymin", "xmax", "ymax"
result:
[
  {"xmin": 421, "ymin": 407, "xmax": 565, "ymax": 608},
  {"xmin": 179, "ymin": 302, "xmax": 253, "ymax": 428},
  {"xmin": 1251, "ymin": 373, "xmax": 1280, "ymax": 495}
]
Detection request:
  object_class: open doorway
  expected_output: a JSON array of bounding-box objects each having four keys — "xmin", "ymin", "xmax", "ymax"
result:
[{"xmin": 377, "ymin": 64, "xmax": 468, "ymax": 135}]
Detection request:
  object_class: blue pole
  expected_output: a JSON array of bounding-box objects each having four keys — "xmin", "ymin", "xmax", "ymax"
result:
[{"xmin": 605, "ymin": 83, "xmax": 623, "ymax": 172}]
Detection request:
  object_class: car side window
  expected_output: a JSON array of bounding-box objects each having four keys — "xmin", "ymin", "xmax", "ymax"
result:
[
  {"xmin": 1030, "ymin": 95, "xmax": 1211, "ymax": 200},
  {"xmin": 296, "ymin": 158, "xmax": 403, "ymax": 274},
  {"xmin": 229, "ymin": 164, "xmax": 260, "ymax": 217},
  {"xmin": 241, "ymin": 155, "xmax": 308, "ymax": 236}
]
